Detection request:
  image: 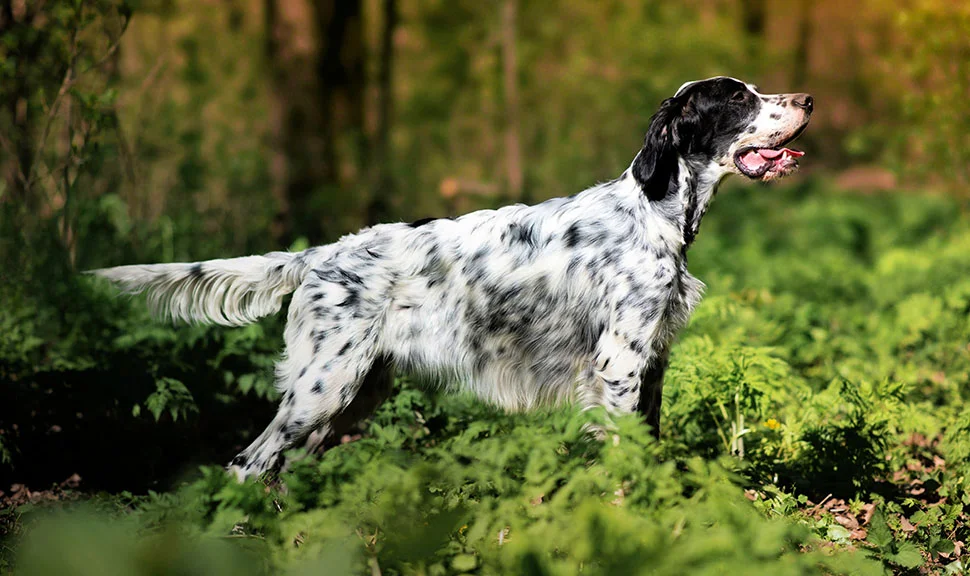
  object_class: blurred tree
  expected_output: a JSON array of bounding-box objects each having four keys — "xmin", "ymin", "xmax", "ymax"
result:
[
  {"xmin": 265, "ymin": 0, "xmax": 328, "ymax": 244},
  {"xmin": 739, "ymin": 0, "xmax": 766, "ymax": 56},
  {"xmin": 501, "ymin": 0, "xmax": 523, "ymax": 200},
  {"xmin": 263, "ymin": 0, "xmax": 368, "ymax": 244},
  {"xmin": 0, "ymin": 0, "xmax": 129, "ymax": 262},
  {"xmin": 366, "ymin": 0, "xmax": 398, "ymax": 225},
  {"xmin": 314, "ymin": 0, "xmax": 366, "ymax": 186},
  {"xmin": 880, "ymin": 0, "xmax": 970, "ymax": 189},
  {"xmin": 0, "ymin": 0, "xmax": 44, "ymax": 213},
  {"xmin": 791, "ymin": 0, "xmax": 812, "ymax": 89}
]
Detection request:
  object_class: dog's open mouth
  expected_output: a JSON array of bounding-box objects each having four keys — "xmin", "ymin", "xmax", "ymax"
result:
[{"xmin": 734, "ymin": 146, "xmax": 805, "ymax": 181}]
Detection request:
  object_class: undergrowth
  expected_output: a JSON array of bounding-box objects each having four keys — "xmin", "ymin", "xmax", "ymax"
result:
[{"xmin": 2, "ymin": 181, "xmax": 969, "ymax": 574}]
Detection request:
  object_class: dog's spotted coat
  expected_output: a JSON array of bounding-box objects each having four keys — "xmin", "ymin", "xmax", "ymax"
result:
[{"xmin": 93, "ymin": 77, "xmax": 813, "ymax": 479}]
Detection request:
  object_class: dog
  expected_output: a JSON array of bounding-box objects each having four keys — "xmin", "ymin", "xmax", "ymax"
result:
[{"xmin": 92, "ymin": 77, "xmax": 813, "ymax": 480}]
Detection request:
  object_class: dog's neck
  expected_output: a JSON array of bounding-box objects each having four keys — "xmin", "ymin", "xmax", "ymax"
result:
[{"xmin": 634, "ymin": 156, "xmax": 729, "ymax": 255}]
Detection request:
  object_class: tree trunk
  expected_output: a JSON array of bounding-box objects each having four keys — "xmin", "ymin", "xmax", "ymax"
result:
[
  {"xmin": 791, "ymin": 0, "xmax": 812, "ymax": 89},
  {"xmin": 264, "ymin": 0, "xmax": 290, "ymax": 244},
  {"xmin": 314, "ymin": 0, "xmax": 366, "ymax": 174},
  {"xmin": 366, "ymin": 0, "xmax": 397, "ymax": 225},
  {"xmin": 501, "ymin": 0, "xmax": 523, "ymax": 200},
  {"xmin": 265, "ymin": 0, "xmax": 359, "ymax": 245},
  {"xmin": 739, "ymin": 0, "xmax": 765, "ymax": 37},
  {"xmin": 739, "ymin": 0, "xmax": 766, "ymax": 60},
  {"xmin": 0, "ymin": 0, "xmax": 35, "ymax": 211}
]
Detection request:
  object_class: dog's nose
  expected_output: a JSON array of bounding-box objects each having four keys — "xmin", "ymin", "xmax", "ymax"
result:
[{"xmin": 793, "ymin": 93, "xmax": 813, "ymax": 114}]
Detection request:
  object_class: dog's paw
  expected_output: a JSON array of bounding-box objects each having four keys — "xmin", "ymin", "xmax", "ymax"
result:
[
  {"xmin": 226, "ymin": 464, "xmax": 248, "ymax": 482},
  {"xmin": 583, "ymin": 421, "xmax": 608, "ymax": 441},
  {"xmin": 583, "ymin": 421, "xmax": 622, "ymax": 442}
]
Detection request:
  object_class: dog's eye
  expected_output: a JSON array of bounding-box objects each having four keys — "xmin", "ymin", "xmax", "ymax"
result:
[{"xmin": 731, "ymin": 91, "xmax": 747, "ymax": 102}]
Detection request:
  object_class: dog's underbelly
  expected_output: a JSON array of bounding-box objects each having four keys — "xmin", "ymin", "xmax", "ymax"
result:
[
  {"xmin": 378, "ymin": 254, "xmax": 617, "ymax": 411},
  {"xmin": 350, "ymin": 213, "xmax": 700, "ymax": 411}
]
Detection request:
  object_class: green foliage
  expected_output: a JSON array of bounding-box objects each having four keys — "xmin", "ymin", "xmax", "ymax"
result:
[
  {"xmin": 866, "ymin": 507, "xmax": 924, "ymax": 570},
  {"xmin": 866, "ymin": 0, "xmax": 970, "ymax": 187},
  {"xmin": 7, "ymin": 386, "xmax": 885, "ymax": 575},
  {"xmin": 15, "ymin": 508, "xmax": 272, "ymax": 576},
  {"xmin": 7, "ymin": 182, "xmax": 970, "ymax": 573},
  {"xmin": 4, "ymin": 1, "xmax": 970, "ymax": 573},
  {"xmin": 136, "ymin": 377, "xmax": 198, "ymax": 422}
]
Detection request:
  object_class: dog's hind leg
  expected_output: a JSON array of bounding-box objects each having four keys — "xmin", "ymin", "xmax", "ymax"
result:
[
  {"xmin": 228, "ymin": 277, "xmax": 385, "ymax": 480},
  {"xmin": 300, "ymin": 355, "xmax": 394, "ymax": 456}
]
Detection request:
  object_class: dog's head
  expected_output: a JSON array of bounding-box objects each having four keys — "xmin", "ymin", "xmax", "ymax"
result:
[{"xmin": 633, "ymin": 76, "xmax": 813, "ymax": 194}]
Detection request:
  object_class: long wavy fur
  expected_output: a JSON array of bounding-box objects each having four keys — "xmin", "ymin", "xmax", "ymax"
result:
[{"xmin": 89, "ymin": 252, "xmax": 310, "ymax": 326}]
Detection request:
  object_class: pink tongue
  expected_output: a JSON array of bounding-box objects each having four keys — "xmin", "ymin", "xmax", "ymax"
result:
[
  {"xmin": 740, "ymin": 149, "xmax": 768, "ymax": 169},
  {"xmin": 740, "ymin": 147, "xmax": 805, "ymax": 170},
  {"xmin": 758, "ymin": 147, "xmax": 804, "ymax": 159}
]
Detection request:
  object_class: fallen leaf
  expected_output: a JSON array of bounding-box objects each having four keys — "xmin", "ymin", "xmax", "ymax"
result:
[
  {"xmin": 836, "ymin": 515, "xmax": 860, "ymax": 530},
  {"xmin": 850, "ymin": 528, "xmax": 868, "ymax": 540}
]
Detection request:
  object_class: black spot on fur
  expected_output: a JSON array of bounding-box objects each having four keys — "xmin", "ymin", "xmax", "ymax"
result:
[
  {"xmin": 567, "ymin": 256, "xmax": 582, "ymax": 276},
  {"xmin": 630, "ymin": 339, "xmax": 645, "ymax": 354},
  {"xmin": 642, "ymin": 304, "xmax": 663, "ymax": 324},
  {"xmin": 313, "ymin": 330, "xmax": 328, "ymax": 345},
  {"xmin": 769, "ymin": 112, "xmax": 781, "ymax": 120},
  {"xmin": 564, "ymin": 223, "xmax": 582, "ymax": 248},
  {"xmin": 189, "ymin": 263, "xmax": 204, "ymax": 278},
  {"xmin": 409, "ymin": 216, "xmax": 448, "ymax": 228},
  {"xmin": 311, "ymin": 380, "xmax": 323, "ymax": 394},
  {"xmin": 337, "ymin": 341, "xmax": 353, "ymax": 356},
  {"xmin": 508, "ymin": 222, "xmax": 538, "ymax": 248},
  {"xmin": 338, "ymin": 288, "xmax": 360, "ymax": 308},
  {"xmin": 298, "ymin": 367, "xmax": 307, "ymax": 379}
]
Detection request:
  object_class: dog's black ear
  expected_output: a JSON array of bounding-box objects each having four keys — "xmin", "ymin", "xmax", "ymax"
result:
[{"xmin": 633, "ymin": 96, "xmax": 697, "ymax": 200}]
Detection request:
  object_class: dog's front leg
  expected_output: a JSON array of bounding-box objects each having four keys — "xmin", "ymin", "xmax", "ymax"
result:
[
  {"xmin": 588, "ymin": 327, "xmax": 651, "ymax": 417},
  {"xmin": 637, "ymin": 349, "xmax": 668, "ymax": 439}
]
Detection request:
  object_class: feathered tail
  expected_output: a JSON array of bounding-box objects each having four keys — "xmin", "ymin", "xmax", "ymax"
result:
[{"xmin": 88, "ymin": 251, "xmax": 312, "ymax": 326}]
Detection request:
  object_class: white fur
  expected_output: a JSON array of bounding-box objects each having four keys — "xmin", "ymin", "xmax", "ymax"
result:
[{"xmin": 89, "ymin": 253, "xmax": 310, "ymax": 326}]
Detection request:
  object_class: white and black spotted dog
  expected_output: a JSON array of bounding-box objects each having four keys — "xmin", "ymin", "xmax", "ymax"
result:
[{"xmin": 92, "ymin": 77, "xmax": 813, "ymax": 480}]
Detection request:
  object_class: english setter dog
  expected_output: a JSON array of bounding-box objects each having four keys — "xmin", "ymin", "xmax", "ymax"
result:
[{"xmin": 93, "ymin": 77, "xmax": 813, "ymax": 480}]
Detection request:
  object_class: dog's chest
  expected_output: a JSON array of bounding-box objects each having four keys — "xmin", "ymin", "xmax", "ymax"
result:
[{"xmin": 648, "ymin": 252, "xmax": 704, "ymax": 348}]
